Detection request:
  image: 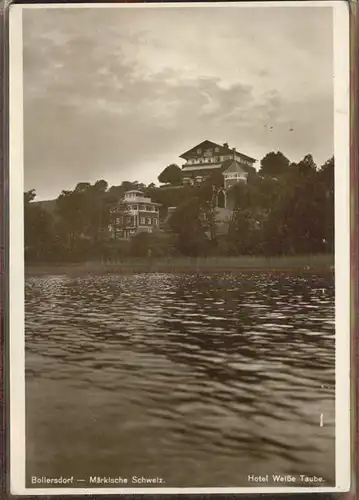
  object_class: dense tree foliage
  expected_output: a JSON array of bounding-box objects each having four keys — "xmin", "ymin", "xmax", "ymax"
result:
[
  {"xmin": 158, "ymin": 164, "xmax": 182, "ymax": 186},
  {"xmin": 259, "ymin": 151, "xmax": 290, "ymax": 178},
  {"xmin": 24, "ymin": 152, "xmax": 335, "ymax": 262}
]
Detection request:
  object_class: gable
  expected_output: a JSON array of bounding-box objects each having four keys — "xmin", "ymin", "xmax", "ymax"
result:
[{"xmin": 179, "ymin": 140, "xmax": 221, "ymax": 159}]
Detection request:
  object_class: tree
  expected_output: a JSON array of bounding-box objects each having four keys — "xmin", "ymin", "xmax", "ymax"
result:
[
  {"xmin": 55, "ymin": 180, "xmax": 114, "ymax": 259},
  {"xmin": 130, "ymin": 232, "xmax": 176, "ymax": 258},
  {"xmin": 56, "ymin": 188, "xmax": 88, "ymax": 253},
  {"xmin": 24, "ymin": 189, "xmax": 36, "ymax": 204},
  {"xmin": 317, "ymin": 156, "xmax": 334, "ymax": 252},
  {"xmin": 93, "ymin": 179, "xmax": 108, "ymax": 192},
  {"xmin": 148, "ymin": 184, "xmax": 195, "ymax": 220},
  {"xmin": 24, "ymin": 190, "xmax": 58, "ymax": 261},
  {"xmin": 262, "ymin": 154, "xmax": 324, "ymax": 255},
  {"xmin": 169, "ymin": 197, "xmax": 209, "ymax": 256},
  {"xmin": 259, "ymin": 151, "xmax": 290, "ymax": 178},
  {"xmin": 228, "ymin": 207, "xmax": 253, "ymax": 254},
  {"xmin": 158, "ymin": 164, "xmax": 182, "ymax": 186},
  {"xmin": 318, "ymin": 156, "xmax": 334, "ymax": 189},
  {"xmin": 23, "ymin": 151, "xmax": 335, "ymax": 263},
  {"xmin": 226, "ymin": 183, "xmax": 264, "ymax": 254},
  {"xmin": 287, "ymin": 154, "xmax": 317, "ymax": 179}
]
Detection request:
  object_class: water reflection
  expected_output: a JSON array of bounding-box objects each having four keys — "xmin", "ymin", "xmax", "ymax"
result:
[{"xmin": 25, "ymin": 272, "xmax": 335, "ymax": 487}]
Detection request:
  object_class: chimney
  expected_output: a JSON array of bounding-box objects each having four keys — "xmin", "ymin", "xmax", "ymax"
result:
[
  {"xmin": 232, "ymin": 147, "xmax": 236, "ymax": 160},
  {"xmin": 223, "ymin": 142, "xmax": 228, "ymax": 148}
]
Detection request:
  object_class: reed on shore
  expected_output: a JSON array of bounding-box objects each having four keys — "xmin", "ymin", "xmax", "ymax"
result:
[{"xmin": 25, "ymin": 254, "xmax": 334, "ymax": 277}]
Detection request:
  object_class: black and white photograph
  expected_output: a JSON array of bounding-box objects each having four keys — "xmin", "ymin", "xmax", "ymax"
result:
[{"xmin": 9, "ymin": 1, "xmax": 351, "ymax": 494}]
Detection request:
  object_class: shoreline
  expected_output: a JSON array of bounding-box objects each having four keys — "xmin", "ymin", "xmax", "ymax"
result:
[{"xmin": 25, "ymin": 254, "xmax": 334, "ymax": 277}]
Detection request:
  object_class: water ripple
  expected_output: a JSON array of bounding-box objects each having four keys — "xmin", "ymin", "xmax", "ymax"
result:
[{"xmin": 25, "ymin": 271, "xmax": 335, "ymax": 487}]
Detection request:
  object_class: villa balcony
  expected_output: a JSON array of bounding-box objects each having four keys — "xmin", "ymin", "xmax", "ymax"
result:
[{"xmin": 126, "ymin": 206, "xmax": 159, "ymax": 213}]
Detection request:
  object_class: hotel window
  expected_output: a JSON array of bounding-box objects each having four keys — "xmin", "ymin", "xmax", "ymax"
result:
[
  {"xmin": 215, "ymin": 147, "xmax": 219, "ymax": 152},
  {"xmin": 127, "ymin": 217, "xmax": 131, "ymax": 223},
  {"xmin": 154, "ymin": 218, "xmax": 158, "ymax": 225},
  {"xmin": 147, "ymin": 217, "xmax": 151, "ymax": 224},
  {"xmin": 197, "ymin": 149, "xmax": 201, "ymax": 154},
  {"xmin": 140, "ymin": 217, "xmax": 145, "ymax": 224}
]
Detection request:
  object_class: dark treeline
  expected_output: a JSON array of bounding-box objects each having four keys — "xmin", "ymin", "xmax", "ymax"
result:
[{"xmin": 24, "ymin": 151, "xmax": 334, "ymax": 262}]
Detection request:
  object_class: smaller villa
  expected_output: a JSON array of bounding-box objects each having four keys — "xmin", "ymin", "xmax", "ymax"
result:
[{"xmin": 110, "ymin": 190, "xmax": 161, "ymax": 239}]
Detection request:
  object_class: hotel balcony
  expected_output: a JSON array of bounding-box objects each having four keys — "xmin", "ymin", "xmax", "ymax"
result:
[{"xmin": 182, "ymin": 164, "xmax": 223, "ymax": 174}]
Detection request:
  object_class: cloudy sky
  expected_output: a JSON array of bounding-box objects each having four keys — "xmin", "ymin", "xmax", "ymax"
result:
[{"xmin": 22, "ymin": 4, "xmax": 334, "ymax": 200}]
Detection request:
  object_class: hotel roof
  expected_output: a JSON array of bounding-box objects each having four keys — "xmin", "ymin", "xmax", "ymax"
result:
[{"xmin": 179, "ymin": 140, "xmax": 256, "ymax": 163}]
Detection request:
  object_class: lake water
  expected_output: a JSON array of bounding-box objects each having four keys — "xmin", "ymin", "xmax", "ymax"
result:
[{"xmin": 25, "ymin": 271, "xmax": 335, "ymax": 488}]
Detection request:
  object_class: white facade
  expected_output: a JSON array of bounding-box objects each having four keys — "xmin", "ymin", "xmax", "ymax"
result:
[{"xmin": 110, "ymin": 190, "xmax": 161, "ymax": 239}]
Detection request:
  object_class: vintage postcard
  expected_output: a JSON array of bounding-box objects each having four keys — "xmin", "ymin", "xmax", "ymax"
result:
[{"xmin": 9, "ymin": 1, "xmax": 351, "ymax": 495}]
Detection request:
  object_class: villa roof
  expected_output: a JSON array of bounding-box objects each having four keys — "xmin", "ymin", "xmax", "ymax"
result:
[
  {"xmin": 122, "ymin": 190, "xmax": 161, "ymax": 206},
  {"xmin": 124, "ymin": 190, "xmax": 145, "ymax": 195}
]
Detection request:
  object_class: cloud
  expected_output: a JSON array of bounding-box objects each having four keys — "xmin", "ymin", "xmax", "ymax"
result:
[{"xmin": 22, "ymin": 5, "xmax": 334, "ymax": 199}]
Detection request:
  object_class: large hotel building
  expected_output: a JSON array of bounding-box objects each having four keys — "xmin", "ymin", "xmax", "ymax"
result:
[{"xmin": 180, "ymin": 140, "xmax": 256, "ymax": 188}]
